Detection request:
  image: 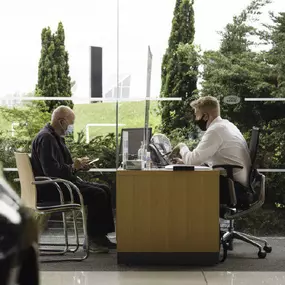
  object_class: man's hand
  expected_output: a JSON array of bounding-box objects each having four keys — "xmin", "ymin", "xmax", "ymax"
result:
[
  {"xmin": 171, "ymin": 158, "xmax": 184, "ymax": 164},
  {"xmin": 73, "ymin": 157, "xmax": 90, "ymax": 171},
  {"xmin": 81, "ymin": 161, "xmax": 91, "ymax": 171},
  {"xmin": 169, "ymin": 143, "xmax": 187, "ymax": 159}
]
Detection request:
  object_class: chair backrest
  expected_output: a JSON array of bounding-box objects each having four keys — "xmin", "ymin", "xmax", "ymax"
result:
[
  {"xmin": 248, "ymin": 126, "xmax": 260, "ymax": 169},
  {"xmin": 14, "ymin": 152, "xmax": 37, "ymax": 209},
  {"xmin": 248, "ymin": 127, "xmax": 262, "ymax": 194},
  {"xmin": 119, "ymin": 127, "xmax": 152, "ymax": 158},
  {"xmin": 225, "ymin": 127, "xmax": 266, "ymax": 216},
  {"xmin": 148, "ymin": 143, "xmax": 170, "ymax": 167}
]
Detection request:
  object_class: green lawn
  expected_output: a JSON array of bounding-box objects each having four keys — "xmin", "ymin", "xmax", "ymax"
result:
[
  {"xmin": 73, "ymin": 101, "xmax": 161, "ymax": 140},
  {"xmin": 0, "ymin": 116, "xmax": 8, "ymax": 132},
  {"xmin": 0, "ymin": 102, "xmax": 161, "ymax": 140}
]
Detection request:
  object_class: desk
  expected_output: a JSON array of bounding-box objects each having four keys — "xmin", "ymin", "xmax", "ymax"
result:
[{"xmin": 116, "ymin": 169, "xmax": 220, "ymax": 266}]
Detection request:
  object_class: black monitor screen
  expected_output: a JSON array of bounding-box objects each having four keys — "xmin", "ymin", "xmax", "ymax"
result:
[{"xmin": 119, "ymin": 128, "xmax": 152, "ymax": 157}]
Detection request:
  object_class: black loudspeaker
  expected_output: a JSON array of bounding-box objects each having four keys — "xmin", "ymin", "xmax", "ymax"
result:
[{"xmin": 90, "ymin": 46, "xmax": 102, "ymax": 99}]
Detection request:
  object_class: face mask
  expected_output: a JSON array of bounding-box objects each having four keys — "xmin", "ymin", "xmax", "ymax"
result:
[
  {"xmin": 195, "ymin": 114, "xmax": 208, "ymax": 131},
  {"xmin": 65, "ymin": 124, "xmax": 74, "ymax": 136},
  {"xmin": 59, "ymin": 119, "xmax": 74, "ymax": 136}
]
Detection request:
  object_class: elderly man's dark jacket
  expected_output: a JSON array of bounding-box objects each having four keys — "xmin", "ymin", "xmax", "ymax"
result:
[
  {"xmin": 31, "ymin": 124, "xmax": 77, "ymax": 181},
  {"xmin": 31, "ymin": 124, "xmax": 80, "ymax": 201}
]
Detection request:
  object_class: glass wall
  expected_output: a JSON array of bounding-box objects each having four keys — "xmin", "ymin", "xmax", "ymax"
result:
[
  {"xmin": 117, "ymin": 0, "xmax": 285, "ymax": 236},
  {"xmin": 0, "ymin": 0, "xmax": 118, "ymax": 201},
  {"xmin": 0, "ymin": 0, "xmax": 284, "ymax": 236}
]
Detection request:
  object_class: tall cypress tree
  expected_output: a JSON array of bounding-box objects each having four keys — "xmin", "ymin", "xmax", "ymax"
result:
[
  {"xmin": 201, "ymin": 0, "xmax": 282, "ymax": 133},
  {"xmin": 160, "ymin": 0, "xmax": 198, "ymax": 138},
  {"xmin": 270, "ymin": 12, "xmax": 285, "ymax": 97},
  {"xmin": 160, "ymin": 0, "xmax": 182, "ymax": 91},
  {"xmin": 36, "ymin": 22, "xmax": 73, "ymax": 112}
]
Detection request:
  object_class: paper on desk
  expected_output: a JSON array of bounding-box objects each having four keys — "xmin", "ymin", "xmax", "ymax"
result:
[{"xmin": 165, "ymin": 165, "xmax": 212, "ymax": 171}]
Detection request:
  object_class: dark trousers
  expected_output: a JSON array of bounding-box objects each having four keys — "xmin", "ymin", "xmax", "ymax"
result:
[
  {"xmin": 219, "ymin": 175, "xmax": 248, "ymax": 204},
  {"xmin": 37, "ymin": 180, "xmax": 115, "ymax": 239},
  {"xmin": 74, "ymin": 181, "xmax": 115, "ymax": 238}
]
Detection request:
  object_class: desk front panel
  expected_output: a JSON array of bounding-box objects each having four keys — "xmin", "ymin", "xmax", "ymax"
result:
[{"xmin": 116, "ymin": 170, "xmax": 220, "ymax": 265}]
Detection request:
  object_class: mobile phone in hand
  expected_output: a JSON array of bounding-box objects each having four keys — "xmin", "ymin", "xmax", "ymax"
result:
[{"xmin": 88, "ymin": 158, "xmax": 99, "ymax": 165}]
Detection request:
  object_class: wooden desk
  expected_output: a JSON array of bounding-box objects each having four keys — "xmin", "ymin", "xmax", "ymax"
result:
[{"xmin": 116, "ymin": 169, "xmax": 220, "ymax": 266}]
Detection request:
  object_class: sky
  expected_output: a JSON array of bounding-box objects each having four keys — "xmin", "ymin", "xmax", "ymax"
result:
[{"xmin": 0, "ymin": 0, "xmax": 284, "ymax": 103}]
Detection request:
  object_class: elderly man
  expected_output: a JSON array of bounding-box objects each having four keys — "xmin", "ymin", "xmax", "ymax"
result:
[
  {"xmin": 31, "ymin": 106, "xmax": 115, "ymax": 253},
  {"xmin": 171, "ymin": 96, "xmax": 251, "ymax": 205}
]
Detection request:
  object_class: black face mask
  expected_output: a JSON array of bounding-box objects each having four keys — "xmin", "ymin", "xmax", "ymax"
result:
[{"xmin": 195, "ymin": 114, "xmax": 208, "ymax": 131}]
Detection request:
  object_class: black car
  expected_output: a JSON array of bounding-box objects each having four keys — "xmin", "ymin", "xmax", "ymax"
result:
[{"xmin": 0, "ymin": 164, "xmax": 39, "ymax": 285}]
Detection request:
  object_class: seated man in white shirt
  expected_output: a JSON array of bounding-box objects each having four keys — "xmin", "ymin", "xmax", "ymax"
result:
[{"xmin": 171, "ymin": 96, "xmax": 251, "ymax": 207}]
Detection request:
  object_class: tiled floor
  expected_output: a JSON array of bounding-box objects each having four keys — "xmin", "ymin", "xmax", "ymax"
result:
[
  {"xmin": 40, "ymin": 237, "xmax": 285, "ymax": 271},
  {"xmin": 41, "ymin": 271, "xmax": 285, "ymax": 285},
  {"xmin": 40, "ymin": 234, "xmax": 285, "ymax": 284}
]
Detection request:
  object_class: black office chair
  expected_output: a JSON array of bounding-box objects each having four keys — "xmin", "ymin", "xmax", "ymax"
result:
[
  {"xmin": 148, "ymin": 134, "xmax": 172, "ymax": 168},
  {"xmin": 214, "ymin": 127, "xmax": 272, "ymax": 259}
]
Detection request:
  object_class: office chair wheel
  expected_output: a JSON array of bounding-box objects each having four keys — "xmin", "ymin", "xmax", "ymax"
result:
[
  {"xmin": 263, "ymin": 245, "xmax": 272, "ymax": 253},
  {"xmin": 258, "ymin": 250, "xmax": 267, "ymax": 259}
]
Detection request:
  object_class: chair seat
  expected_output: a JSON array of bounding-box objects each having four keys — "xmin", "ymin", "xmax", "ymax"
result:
[{"xmin": 37, "ymin": 203, "xmax": 81, "ymax": 211}]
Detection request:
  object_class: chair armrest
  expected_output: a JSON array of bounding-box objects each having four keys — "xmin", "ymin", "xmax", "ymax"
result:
[
  {"xmin": 34, "ymin": 177, "xmax": 65, "ymax": 205},
  {"xmin": 16, "ymin": 176, "xmax": 80, "ymax": 205},
  {"xmin": 32, "ymin": 179, "xmax": 84, "ymax": 208},
  {"xmin": 212, "ymin": 164, "xmax": 243, "ymax": 207},
  {"xmin": 227, "ymin": 178, "xmax": 237, "ymax": 206},
  {"xmin": 212, "ymin": 165, "xmax": 243, "ymax": 207},
  {"xmin": 14, "ymin": 176, "xmax": 65, "ymax": 204},
  {"xmin": 212, "ymin": 164, "xmax": 243, "ymax": 179},
  {"xmin": 212, "ymin": 164, "xmax": 243, "ymax": 170},
  {"xmin": 34, "ymin": 176, "xmax": 77, "ymax": 203}
]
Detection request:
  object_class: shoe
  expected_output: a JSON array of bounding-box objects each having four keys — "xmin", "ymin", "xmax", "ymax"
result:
[
  {"xmin": 83, "ymin": 238, "xmax": 109, "ymax": 253},
  {"xmin": 102, "ymin": 236, "xmax": 117, "ymax": 249}
]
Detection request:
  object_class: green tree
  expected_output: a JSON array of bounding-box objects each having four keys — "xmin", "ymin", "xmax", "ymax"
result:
[
  {"xmin": 201, "ymin": 0, "xmax": 282, "ymax": 132},
  {"xmin": 219, "ymin": 0, "xmax": 271, "ymax": 55},
  {"xmin": 270, "ymin": 12, "xmax": 285, "ymax": 97},
  {"xmin": 160, "ymin": 0, "xmax": 183, "ymax": 92},
  {"xmin": 160, "ymin": 0, "xmax": 198, "ymax": 138},
  {"xmin": 0, "ymin": 105, "xmax": 50, "ymax": 140},
  {"xmin": 201, "ymin": 0, "xmax": 285, "ymax": 210},
  {"xmin": 36, "ymin": 22, "xmax": 73, "ymax": 112}
]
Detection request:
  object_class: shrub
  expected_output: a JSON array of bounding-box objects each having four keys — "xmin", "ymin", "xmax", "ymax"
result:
[{"xmin": 0, "ymin": 129, "xmax": 117, "ymax": 204}]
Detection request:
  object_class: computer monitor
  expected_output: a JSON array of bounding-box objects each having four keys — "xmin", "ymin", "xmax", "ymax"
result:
[{"xmin": 119, "ymin": 128, "xmax": 152, "ymax": 159}]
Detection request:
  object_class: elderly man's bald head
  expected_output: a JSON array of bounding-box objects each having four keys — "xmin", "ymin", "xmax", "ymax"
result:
[
  {"xmin": 51, "ymin": 106, "xmax": 75, "ymax": 123},
  {"xmin": 50, "ymin": 106, "xmax": 75, "ymax": 136}
]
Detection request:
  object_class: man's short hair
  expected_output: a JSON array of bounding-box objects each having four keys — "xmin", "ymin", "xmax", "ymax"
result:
[{"xmin": 190, "ymin": 96, "xmax": 220, "ymax": 115}]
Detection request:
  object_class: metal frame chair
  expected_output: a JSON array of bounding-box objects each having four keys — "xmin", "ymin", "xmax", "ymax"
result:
[
  {"xmin": 14, "ymin": 152, "xmax": 89, "ymax": 262},
  {"xmin": 215, "ymin": 127, "xmax": 272, "ymax": 259}
]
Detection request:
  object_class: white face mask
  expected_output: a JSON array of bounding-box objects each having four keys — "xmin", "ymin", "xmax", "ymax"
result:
[{"xmin": 65, "ymin": 124, "xmax": 74, "ymax": 136}]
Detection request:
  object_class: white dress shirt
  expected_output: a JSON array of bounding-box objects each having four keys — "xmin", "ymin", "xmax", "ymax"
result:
[{"xmin": 180, "ymin": 116, "xmax": 251, "ymax": 186}]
